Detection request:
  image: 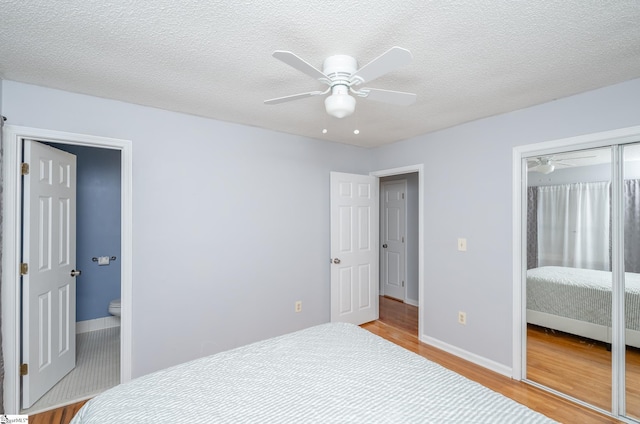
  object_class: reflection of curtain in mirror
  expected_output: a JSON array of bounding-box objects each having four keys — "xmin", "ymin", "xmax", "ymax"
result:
[
  {"xmin": 625, "ymin": 179, "xmax": 640, "ymax": 273},
  {"xmin": 537, "ymin": 182, "xmax": 610, "ymax": 270},
  {"xmin": 527, "ymin": 187, "xmax": 538, "ymax": 269}
]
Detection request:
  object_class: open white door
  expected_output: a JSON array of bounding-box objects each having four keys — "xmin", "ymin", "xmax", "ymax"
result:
[
  {"xmin": 330, "ymin": 172, "xmax": 379, "ymax": 325},
  {"xmin": 22, "ymin": 140, "xmax": 77, "ymax": 409},
  {"xmin": 381, "ymin": 180, "xmax": 406, "ymax": 301}
]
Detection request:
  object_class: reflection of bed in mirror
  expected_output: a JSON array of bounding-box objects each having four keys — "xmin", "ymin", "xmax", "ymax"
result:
[{"xmin": 527, "ymin": 266, "xmax": 640, "ymax": 348}]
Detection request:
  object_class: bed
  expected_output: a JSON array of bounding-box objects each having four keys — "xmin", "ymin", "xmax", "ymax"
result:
[
  {"xmin": 527, "ymin": 266, "xmax": 640, "ymax": 348},
  {"xmin": 70, "ymin": 322, "xmax": 555, "ymax": 423}
]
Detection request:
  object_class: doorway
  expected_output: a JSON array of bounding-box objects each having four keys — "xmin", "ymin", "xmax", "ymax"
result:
[
  {"xmin": 1, "ymin": 125, "xmax": 133, "ymax": 414},
  {"xmin": 371, "ymin": 165, "xmax": 423, "ymax": 337},
  {"xmin": 380, "ymin": 179, "xmax": 407, "ymax": 301},
  {"xmin": 22, "ymin": 142, "xmax": 122, "ymax": 414}
]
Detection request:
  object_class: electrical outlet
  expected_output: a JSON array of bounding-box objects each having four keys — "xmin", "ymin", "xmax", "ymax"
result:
[
  {"xmin": 458, "ymin": 311, "xmax": 467, "ymax": 325},
  {"xmin": 295, "ymin": 301, "xmax": 302, "ymax": 313}
]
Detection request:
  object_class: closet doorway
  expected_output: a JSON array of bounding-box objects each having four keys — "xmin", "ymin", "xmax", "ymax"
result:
[{"xmin": 513, "ymin": 126, "xmax": 640, "ymax": 422}]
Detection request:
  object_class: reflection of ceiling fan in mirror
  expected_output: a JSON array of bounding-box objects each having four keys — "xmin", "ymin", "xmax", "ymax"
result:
[{"xmin": 527, "ymin": 155, "xmax": 597, "ymax": 174}]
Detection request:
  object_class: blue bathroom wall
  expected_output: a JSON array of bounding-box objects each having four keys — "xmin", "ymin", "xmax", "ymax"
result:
[{"xmin": 50, "ymin": 143, "xmax": 121, "ymax": 321}]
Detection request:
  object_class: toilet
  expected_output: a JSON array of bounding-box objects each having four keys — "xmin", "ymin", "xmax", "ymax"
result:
[{"xmin": 109, "ymin": 298, "xmax": 121, "ymax": 317}]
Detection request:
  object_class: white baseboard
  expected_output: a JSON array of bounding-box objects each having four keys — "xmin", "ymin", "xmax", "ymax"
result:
[
  {"xmin": 420, "ymin": 334, "xmax": 512, "ymax": 378},
  {"xmin": 405, "ymin": 298, "xmax": 419, "ymax": 307},
  {"xmin": 76, "ymin": 316, "xmax": 120, "ymax": 334},
  {"xmin": 378, "ymin": 293, "xmax": 419, "ymax": 307}
]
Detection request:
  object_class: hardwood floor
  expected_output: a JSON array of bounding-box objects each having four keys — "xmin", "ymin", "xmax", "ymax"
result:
[
  {"xmin": 29, "ymin": 297, "xmax": 627, "ymax": 423},
  {"xmin": 527, "ymin": 324, "xmax": 640, "ymax": 419},
  {"xmin": 378, "ymin": 295, "xmax": 418, "ymax": 335},
  {"xmin": 362, "ymin": 296, "xmax": 623, "ymax": 423},
  {"xmin": 28, "ymin": 399, "xmax": 88, "ymax": 424}
]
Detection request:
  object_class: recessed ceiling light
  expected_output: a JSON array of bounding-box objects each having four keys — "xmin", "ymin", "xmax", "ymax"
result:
[
  {"xmin": 353, "ymin": 129, "xmax": 360, "ymax": 135},
  {"xmin": 322, "ymin": 128, "xmax": 328, "ymax": 134}
]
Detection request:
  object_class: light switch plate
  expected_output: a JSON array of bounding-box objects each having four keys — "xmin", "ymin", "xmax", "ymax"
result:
[{"xmin": 457, "ymin": 238, "xmax": 467, "ymax": 251}]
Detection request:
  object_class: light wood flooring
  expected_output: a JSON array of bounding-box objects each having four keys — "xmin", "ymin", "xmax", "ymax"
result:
[
  {"xmin": 527, "ymin": 323, "xmax": 640, "ymax": 419},
  {"xmin": 362, "ymin": 296, "xmax": 623, "ymax": 423},
  {"xmin": 30, "ymin": 296, "xmax": 628, "ymax": 423},
  {"xmin": 29, "ymin": 400, "xmax": 88, "ymax": 424}
]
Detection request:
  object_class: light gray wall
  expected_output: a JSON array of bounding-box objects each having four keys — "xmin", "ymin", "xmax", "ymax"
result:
[
  {"xmin": 380, "ymin": 173, "xmax": 419, "ymax": 303},
  {"xmin": 1, "ymin": 81, "xmax": 372, "ymax": 377},
  {"xmin": 370, "ymin": 78, "xmax": 640, "ymax": 368},
  {"xmin": 3, "ymin": 77, "xmax": 640, "ymax": 377}
]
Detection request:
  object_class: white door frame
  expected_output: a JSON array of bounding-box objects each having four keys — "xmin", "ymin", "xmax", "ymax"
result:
[
  {"xmin": 2, "ymin": 125, "xmax": 133, "ymax": 414},
  {"xmin": 371, "ymin": 165, "xmax": 424, "ymax": 338}
]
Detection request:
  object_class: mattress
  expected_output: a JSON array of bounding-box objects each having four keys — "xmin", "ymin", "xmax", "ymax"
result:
[
  {"xmin": 71, "ymin": 323, "xmax": 555, "ymax": 423},
  {"xmin": 527, "ymin": 266, "xmax": 640, "ymax": 331}
]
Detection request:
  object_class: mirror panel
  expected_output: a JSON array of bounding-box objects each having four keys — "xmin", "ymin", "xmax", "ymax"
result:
[
  {"xmin": 623, "ymin": 143, "xmax": 640, "ymax": 420},
  {"xmin": 526, "ymin": 147, "xmax": 612, "ymax": 410}
]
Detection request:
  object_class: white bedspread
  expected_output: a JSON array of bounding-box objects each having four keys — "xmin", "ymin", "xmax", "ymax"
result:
[
  {"xmin": 71, "ymin": 323, "xmax": 555, "ymax": 423},
  {"xmin": 527, "ymin": 266, "xmax": 640, "ymax": 330}
]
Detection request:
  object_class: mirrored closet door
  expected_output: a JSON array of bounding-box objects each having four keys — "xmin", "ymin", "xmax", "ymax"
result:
[
  {"xmin": 623, "ymin": 143, "xmax": 640, "ymax": 421},
  {"xmin": 525, "ymin": 147, "xmax": 613, "ymax": 411},
  {"xmin": 524, "ymin": 140, "xmax": 640, "ymax": 422}
]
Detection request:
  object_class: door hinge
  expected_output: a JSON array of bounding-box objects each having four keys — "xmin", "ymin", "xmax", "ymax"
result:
[
  {"xmin": 402, "ymin": 236, "xmax": 404, "ymax": 243},
  {"xmin": 20, "ymin": 363, "xmax": 28, "ymax": 376},
  {"xmin": 21, "ymin": 162, "xmax": 30, "ymax": 175},
  {"xmin": 20, "ymin": 263, "xmax": 28, "ymax": 275},
  {"xmin": 402, "ymin": 281, "xmax": 405, "ymax": 287},
  {"xmin": 402, "ymin": 192, "xmax": 405, "ymax": 199}
]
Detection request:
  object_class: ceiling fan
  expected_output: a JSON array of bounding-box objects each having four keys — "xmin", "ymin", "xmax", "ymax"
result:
[
  {"xmin": 264, "ymin": 46, "xmax": 417, "ymax": 119},
  {"xmin": 527, "ymin": 155, "xmax": 597, "ymax": 174}
]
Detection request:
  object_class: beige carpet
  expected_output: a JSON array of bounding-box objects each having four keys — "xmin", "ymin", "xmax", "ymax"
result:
[{"xmin": 22, "ymin": 326, "xmax": 120, "ymax": 415}]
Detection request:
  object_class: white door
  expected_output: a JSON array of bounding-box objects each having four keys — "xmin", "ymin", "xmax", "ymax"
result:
[
  {"xmin": 22, "ymin": 140, "xmax": 77, "ymax": 409},
  {"xmin": 381, "ymin": 181, "xmax": 406, "ymax": 301},
  {"xmin": 330, "ymin": 172, "xmax": 379, "ymax": 325}
]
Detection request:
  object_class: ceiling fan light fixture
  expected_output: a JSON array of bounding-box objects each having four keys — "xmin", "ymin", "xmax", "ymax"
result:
[
  {"xmin": 537, "ymin": 163, "xmax": 555, "ymax": 174},
  {"xmin": 324, "ymin": 85, "xmax": 355, "ymax": 118},
  {"xmin": 265, "ymin": 47, "xmax": 416, "ymax": 121}
]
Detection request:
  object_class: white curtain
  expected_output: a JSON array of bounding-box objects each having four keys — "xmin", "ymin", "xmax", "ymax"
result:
[{"xmin": 537, "ymin": 181, "xmax": 611, "ymax": 270}]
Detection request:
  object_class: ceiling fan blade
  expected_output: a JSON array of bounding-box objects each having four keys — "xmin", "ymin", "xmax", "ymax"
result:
[
  {"xmin": 350, "ymin": 46, "xmax": 412, "ymax": 85},
  {"xmin": 557, "ymin": 155, "xmax": 598, "ymax": 160},
  {"xmin": 527, "ymin": 161, "xmax": 540, "ymax": 169},
  {"xmin": 359, "ymin": 88, "xmax": 416, "ymax": 106},
  {"xmin": 272, "ymin": 51, "xmax": 329, "ymax": 82},
  {"xmin": 264, "ymin": 91, "xmax": 324, "ymax": 105}
]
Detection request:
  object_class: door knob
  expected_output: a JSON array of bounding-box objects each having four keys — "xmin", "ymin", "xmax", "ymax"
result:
[
  {"xmin": 383, "ymin": 244, "xmax": 388, "ymax": 248},
  {"xmin": 70, "ymin": 269, "xmax": 82, "ymax": 277},
  {"xmin": 332, "ymin": 258, "xmax": 341, "ymax": 264}
]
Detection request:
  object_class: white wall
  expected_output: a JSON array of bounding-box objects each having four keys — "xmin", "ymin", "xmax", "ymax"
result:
[
  {"xmin": 4, "ymin": 77, "xmax": 640, "ymax": 379},
  {"xmin": 1, "ymin": 81, "xmax": 372, "ymax": 377},
  {"xmin": 371, "ymin": 78, "xmax": 640, "ymax": 368}
]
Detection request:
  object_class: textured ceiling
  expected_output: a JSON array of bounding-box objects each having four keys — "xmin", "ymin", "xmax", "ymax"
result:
[{"xmin": 1, "ymin": 1, "xmax": 639, "ymax": 148}]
